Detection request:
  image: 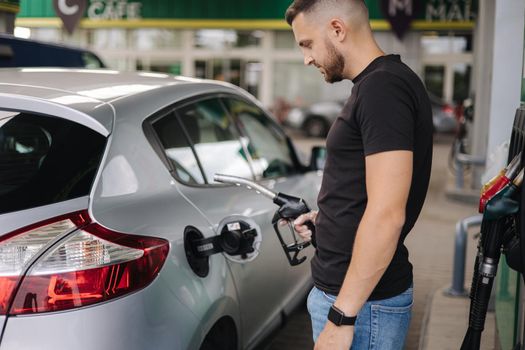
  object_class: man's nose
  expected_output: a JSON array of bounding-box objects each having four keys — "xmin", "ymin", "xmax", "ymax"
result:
[{"xmin": 304, "ymin": 56, "xmax": 314, "ymax": 66}]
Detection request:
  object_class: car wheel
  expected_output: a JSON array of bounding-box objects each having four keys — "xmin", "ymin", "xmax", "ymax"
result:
[
  {"xmin": 304, "ymin": 116, "xmax": 329, "ymax": 138},
  {"xmin": 200, "ymin": 317, "xmax": 238, "ymax": 350}
]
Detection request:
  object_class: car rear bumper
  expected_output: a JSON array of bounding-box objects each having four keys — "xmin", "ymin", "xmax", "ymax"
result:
[{"xmin": 0, "ymin": 278, "xmax": 198, "ymax": 350}]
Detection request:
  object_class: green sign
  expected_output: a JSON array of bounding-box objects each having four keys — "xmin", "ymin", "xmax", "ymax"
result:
[{"xmin": 18, "ymin": 0, "xmax": 476, "ymax": 21}]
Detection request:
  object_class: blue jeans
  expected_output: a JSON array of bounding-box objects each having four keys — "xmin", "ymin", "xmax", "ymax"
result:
[{"xmin": 307, "ymin": 285, "xmax": 413, "ymax": 349}]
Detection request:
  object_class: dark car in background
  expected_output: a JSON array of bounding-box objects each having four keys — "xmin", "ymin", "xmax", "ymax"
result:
[{"xmin": 0, "ymin": 34, "xmax": 105, "ymax": 68}]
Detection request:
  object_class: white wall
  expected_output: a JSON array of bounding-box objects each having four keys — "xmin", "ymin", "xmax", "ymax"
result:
[
  {"xmin": 470, "ymin": 0, "xmax": 495, "ymax": 188},
  {"xmin": 485, "ymin": 0, "xmax": 525, "ymax": 161},
  {"xmin": 374, "ymin": 31, "xmax": 422, "ymax": 76}
]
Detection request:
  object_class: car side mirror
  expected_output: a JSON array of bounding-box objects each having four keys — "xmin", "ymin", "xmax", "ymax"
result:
[{"xmin": 309, "ymin": 146, "xmax": 327, "ymax": 171}]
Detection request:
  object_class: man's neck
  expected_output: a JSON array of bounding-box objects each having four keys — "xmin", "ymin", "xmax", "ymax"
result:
[{"xmin": 345, "ymin": 47, "xmax": 385, "ymax": 80}]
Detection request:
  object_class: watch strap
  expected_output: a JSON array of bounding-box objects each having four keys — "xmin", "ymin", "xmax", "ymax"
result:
[{"xmin": 328, "ymin": 305, "xmax": 357, "ymax": 326}]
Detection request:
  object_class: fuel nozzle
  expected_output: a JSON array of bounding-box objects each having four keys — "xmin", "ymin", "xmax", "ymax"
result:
[
  {"xmin": 479, "ymin": 152, "xmax": 522, "ymax": 213},
  {"xmin": 214, "ymin": 174, "xmax": 316, "ymax": 266},
  {"xmin": 482, "ymin": 167, "xmax": 523, "ymax": 221}
]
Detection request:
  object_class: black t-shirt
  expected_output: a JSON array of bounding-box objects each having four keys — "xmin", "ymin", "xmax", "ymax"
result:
[{"xmin": 311, "ymin": 54, "xmax": 433, "ymax": 300}]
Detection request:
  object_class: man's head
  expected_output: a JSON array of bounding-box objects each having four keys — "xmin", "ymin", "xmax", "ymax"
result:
[{"xmin": 286, "ymin": 0, "xmax": 376, "ymax": 82}]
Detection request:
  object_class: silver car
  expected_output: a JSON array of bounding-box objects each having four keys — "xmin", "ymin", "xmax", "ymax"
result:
[
  {"xmin": 286, "ymin": 100, "xmax": 344, "ymax": 138},
  {"xmin": 0, "ymin": 68, "xmax": 323, "ymax": 350}
]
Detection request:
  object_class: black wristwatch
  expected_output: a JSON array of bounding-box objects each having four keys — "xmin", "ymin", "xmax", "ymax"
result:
[{"xmin": 328, "ymin": 305, "xmax": 357, "ymax": 326}]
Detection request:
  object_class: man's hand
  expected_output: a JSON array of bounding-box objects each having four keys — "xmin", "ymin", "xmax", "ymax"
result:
[
  {"xmin": 292, "ymin": 210, "xmax": 318, "ymax": 242},
  {"xmin": 315, "ymin": 322, "xmax": 354, "ymax": 350}
]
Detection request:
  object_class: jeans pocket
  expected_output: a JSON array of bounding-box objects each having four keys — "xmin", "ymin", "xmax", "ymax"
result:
[
  {"xmin": 370, "ymin": 301, "xmax": 412, "ymax": 350},
  {"xmin": 321, "ymin": 291, "xmax": 337, "ymax": 303},
  {"xmin": 375, "ymin": 301, "xmax": 413, "ymax": 313}
]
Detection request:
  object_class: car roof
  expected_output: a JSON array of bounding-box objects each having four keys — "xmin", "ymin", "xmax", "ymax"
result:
[{"xmin": 0, "ymin": 68, "xmax": 249, "ymax": 135}]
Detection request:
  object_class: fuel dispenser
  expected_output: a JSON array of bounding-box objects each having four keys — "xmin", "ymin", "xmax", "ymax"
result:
[{"xmin": 462, "ymin": 107, "xmax": 525, "ymax": 350}]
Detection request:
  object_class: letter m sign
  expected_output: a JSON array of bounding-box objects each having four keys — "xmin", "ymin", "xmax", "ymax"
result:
[
  {"xmin": 381, "ymin": 0, "xmax": 419, "ymax": 40},
  {"xmin": 389, "ymin": 0, "xmax": 413, "ymax": 17}
]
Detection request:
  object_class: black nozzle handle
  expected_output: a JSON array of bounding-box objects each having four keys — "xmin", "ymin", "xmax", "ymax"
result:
[
  {"xmin": 274, "ymin": 192, "xmax": 317, "ymax": 248},
  {"xmin": 305, "ymin": 221, "xmax": 317, "ymax": 247}
]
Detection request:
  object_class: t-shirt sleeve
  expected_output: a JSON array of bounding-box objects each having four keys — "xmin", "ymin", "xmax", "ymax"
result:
[{"xmin": 356, "ymin": 71, "xmax": 415, "ymax": 156}]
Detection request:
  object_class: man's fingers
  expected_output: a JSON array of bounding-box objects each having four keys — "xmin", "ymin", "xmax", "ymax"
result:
[
  {"xmin": 277, "ymin": 217, "xmax": 311, "ymax": 242},
  {"xmin": 294, "ymin": 212, "xmax": 315, "ymax": 225},
  {"xmin": 293, "ymin": 214, "xmax": 307, "ymax": 226},
  {"xmin": 297, "ymin": 230, "xmax": 312, "ymax": 241}
]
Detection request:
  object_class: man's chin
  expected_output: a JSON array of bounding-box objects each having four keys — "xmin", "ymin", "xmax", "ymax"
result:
[
  {"xmin": 325, "ymin": 75, "xmax": 343, "ymax": 84},
  {"xmin": 320, "ymin": 69, "xmax": 343, "ymax": 83}
]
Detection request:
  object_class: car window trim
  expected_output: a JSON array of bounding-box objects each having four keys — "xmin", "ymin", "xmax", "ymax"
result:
[
  {"xmin": 171, "ymin": 94, "xmax": 257, "ymax": 184},
  {"xmin": 0, "ymin": 95, "xmax": 111, "ymax": 137},
  {"xmin": 144, "ymin": 93, "xmax": 256, "ymax": 188},
  {"xmin": 219, "ymin": 95, "xmax": 305, "ymax": 178},
  {"xmin": 143, "ymin": 104, "xmax": 208, "ymax": 186},
  {"xmin": 144, "ymin": 92, "xmax": 309, "ymax": 188},
  {"xmin": 216, "ymin": 97, "xmax": 259, "ymax": 180},
  {"xmin": 171, "ymin": 109, "xmax": 209, "ymax": 184}
]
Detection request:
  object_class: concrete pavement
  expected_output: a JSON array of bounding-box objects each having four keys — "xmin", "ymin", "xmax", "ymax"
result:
[{"xmin": 419, "ymin": 286, "xmax": 495, "ymax": 350}]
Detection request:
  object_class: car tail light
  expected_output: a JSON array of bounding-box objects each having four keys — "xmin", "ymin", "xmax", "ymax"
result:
[
  {"xmin": 442, "ymin": 104, "xmax": 454, "ymax": 117},
  {"xmin": 0, "ymin": 212, "xmax": 169, "ymax": 316},
  {"xmin": 0, "ymin": 212, "xmax": 89, "ymax": 315}
]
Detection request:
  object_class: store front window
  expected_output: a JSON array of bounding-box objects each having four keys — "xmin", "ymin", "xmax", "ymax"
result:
[
  {"xmin": 274, "ymin": 31, "xmax": 296, "ymax": 50},
  {"xmin": 424, "ymin": 65, "xmax": 445, "ymax": 99},
  {"xmin": 194, "ymin": 30, "xmax": 263, "ymax": 49},
  {"xmin": 422, "ymin": 32, "xmax": 473, "ymax": 104},
  {"xmin": 29, "ymin": 28, "xmax": 62, "ymax": 43},
  {"xmin": 421, "ymin": 34, "xmax": 471, "ymax": 55},
  {"xmin": 453, "ymin": 63, "xmax": 472, "ymax": 102},
  {"xmin": 194, "ymin": 59, "xmax": 261, "ymax": 96},
  {"xmin": 91, "ymin": 29, "xmax": 127, "ymax": 50},
  {"xmin": 137, "ymin": 61, "xmax": 182, "ymax": 75},
  {"xmin": 131, "ymin": 29, "xmax": 182, "ymax": 50}
]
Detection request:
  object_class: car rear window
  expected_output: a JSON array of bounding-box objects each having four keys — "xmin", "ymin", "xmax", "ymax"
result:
[{"xmin": 0, "ymin": 111, "xmax": 106, "ymax": 214}]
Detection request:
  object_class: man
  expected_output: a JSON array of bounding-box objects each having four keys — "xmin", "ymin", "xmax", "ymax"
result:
[{"xmin": 286, "ymin": 1, "xmax": 433, "ymax": 349}]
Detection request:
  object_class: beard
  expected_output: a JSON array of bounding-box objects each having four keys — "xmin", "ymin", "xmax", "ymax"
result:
[{"xmin": 321, "ymin": 39, "xmax": 345, "ymax": 83}]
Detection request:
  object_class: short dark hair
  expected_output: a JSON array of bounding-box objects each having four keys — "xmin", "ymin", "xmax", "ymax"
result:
[
  {"xmin": 285, "ymin": 0, "xmax": 318, "ymax": 26},
  {"xmin": 285, "ymin": 0, "xmax": 368, "ymax": 26}
]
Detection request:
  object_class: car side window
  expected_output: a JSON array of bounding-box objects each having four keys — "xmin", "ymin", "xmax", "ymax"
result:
[
  {"xmin": 176, "ymin": 98, "xmax": 253, "ymax": 183},
  {"xmin": 223, "ymin": 98, "xmax": 296, "ymax": 179},
  {"xmin": 152, "ymin": 112, "xmax": 206, "ymax": 185}
]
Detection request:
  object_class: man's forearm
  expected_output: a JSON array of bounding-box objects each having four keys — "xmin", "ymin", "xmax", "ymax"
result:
[{"xmin": 333, "ymin": 209, "xmax": 405, "ymax": 316}]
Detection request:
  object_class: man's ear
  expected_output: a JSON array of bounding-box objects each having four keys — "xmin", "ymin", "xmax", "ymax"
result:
[{"xmin": 329, "ymin": 18, "xmax": 347, "ymax": 42}]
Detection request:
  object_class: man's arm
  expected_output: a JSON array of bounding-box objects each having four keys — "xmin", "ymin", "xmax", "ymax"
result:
[{"xmin": 334, "ymin": 149, "xmax": 413, "ymax": 316}]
